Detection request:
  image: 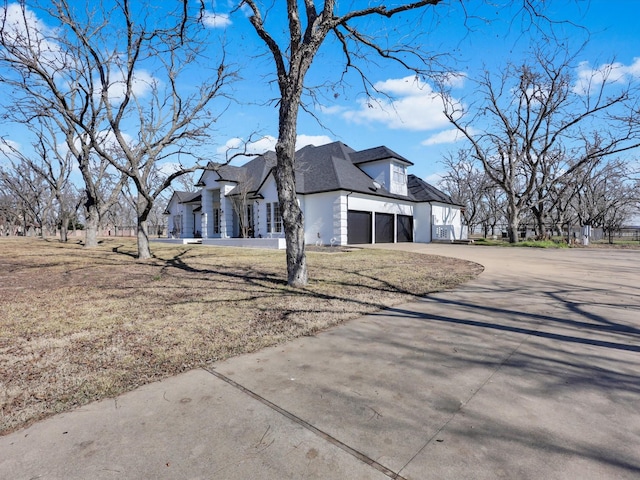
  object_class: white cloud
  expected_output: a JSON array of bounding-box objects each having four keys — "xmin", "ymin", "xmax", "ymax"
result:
[
  {"xmin": 573, "ymin": 58, "xmax": 640, "ymax": 95},
  {"xmin": 341, "ymin": 76, "xmax": 461, "ymax": 132},
  {"xmin": 98, "ymin": 68, "xmax": 158, "ymax": 102},
  {"xmin": 295, "ymin": 135, "xmax": 333, "ymax": 149},
  {"xmin": 0, "ymin": 139, "xmax": 21, "ymax": 155},
  {"xmin": 94, "ymin": 130, "xmax": 135, "ymax": 153},
  {"xmin": 425, "ymin": 171, "xmax": 445, "ymax": 185},
  {"xmin": 442, "ymin": 72, "xmax": 467, "ymax": 89},
  {"xmin": 0, "ymin": 139, "xmax": 21, "ymax": 164},
  {"xmin": 216, "ymin": 135, "xmax": 276, "ymax": 161},
  {"xmin": 201, "ymin": 11, "xmax": 231, "ymax": 28},
  {"xmin": 156, "ymin": 162, "xmax": 182, "ymax": 177},
  {"xmin": 1, "ymin": 3, "xmax": 67, "ymax": 74},
  {"xmin": 217, "ymin": 134, "xmax": 333, "ymax": 160},
  {"xmin": 421, "ymin": 127, "xmax": 475, "ymax": 146},
  {"xmin": 319, "ymin": 105, "xmax": 346, "ymax": 115}
]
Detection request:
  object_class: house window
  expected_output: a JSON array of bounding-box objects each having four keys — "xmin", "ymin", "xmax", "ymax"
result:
[
  {"xmin": 266, "ymin": 202, "xmax": 282, "ymax": 234},
  {"xmin": 392, "ymin": 162, "xmax": 406, "ymax": 184},
  {"xmin": 266, "ymin": 203, "xmax": 272, "ymax": 233},
  {"xmin": 213, "ymin": 208, "xmax": 220, "ymax": 234},
  {"xmin": 273, "ymin": 202, "xmax": 282, "ymax": 233}
]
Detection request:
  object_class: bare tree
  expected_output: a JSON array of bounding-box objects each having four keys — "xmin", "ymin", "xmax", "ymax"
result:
[
  {"xmin": 0, "ymin": 115, "xmax": 83, "ymax": 241},
  {"xmin": 196, "ymin": 0, "xmax": 561, "ymax": 285},
  {"xmin": 439, "ymin": 149, "xmax": 495, "ymax": 235},
  {"xmin": 74, "ymin": 1, "xmax": 232, "ymax": 259},
  {"xmin": 572, "ymin": 159, "xmax": 636, "ymax": 241},
  {"xmin": 0, "ymin": 157, "xmax": 51, "ymax": 237},
  {"xmin": 223, "ymin": 0, "xmax": 473, "ymax": 286},
  {"xmin": 444, "ymin": 47, "xmax": 640, "ymax": 242},
  {"xmin": 0, "ymin": 1, "xmax": 128, "ymax": 247},
  {"xmin": 0, "ymin": 191, "xmax": 21, "ymax": 236},
  {"xmin": 1, "ymin": 1, "xmax": 232, "ymax": 258}
]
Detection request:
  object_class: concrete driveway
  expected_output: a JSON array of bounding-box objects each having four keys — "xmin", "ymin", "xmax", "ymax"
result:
[{"xmin": 1, "ymin": 244, "xmax": 639, "ymax": 479}]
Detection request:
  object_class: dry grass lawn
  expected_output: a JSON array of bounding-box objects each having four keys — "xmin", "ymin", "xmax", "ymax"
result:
[{"xmin": 0, "ymin": 237, "xmax": 482, "ymax": 435}]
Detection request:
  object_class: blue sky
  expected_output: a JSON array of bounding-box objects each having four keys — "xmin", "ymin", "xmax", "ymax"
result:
[
  {"xmin": 2, "ymin": 1, "xmax": 639, "ymax": 186},
  {"xmin": 199, "ymin": 0, "xmax": 640, "ymax": 183}
]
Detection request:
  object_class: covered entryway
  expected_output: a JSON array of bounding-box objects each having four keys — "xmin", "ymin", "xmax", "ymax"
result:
[
  {"xmin": 375, "ymin": 213, "xmax": 394, "ymax": 243},
  {"xmin": 347, "ymin": 210, "xmax": 372, "ymax": 244},
  {"xmin": 397, "ymin": 215, "xmax": 413, "ymax": 242}
]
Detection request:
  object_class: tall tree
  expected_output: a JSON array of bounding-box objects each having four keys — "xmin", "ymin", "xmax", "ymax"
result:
[
  {"xmin": 439, "ymin": 149, "xmax": 494, "ymax": 235},
  {"xmin": 223, "ymin": 0, "xmax": 476, "ymax": 286},
  {"xmin": 444, "ymin": 47, "xmax": 640, "ymax": 242},
  {"xmin": 1, "ymin": 117, "xmax": 82, "ymax": 241},
  {"xmin": 199, "ymin": 0, "xmax": 559, "ymax": 285},
  {"xmin": 0, "ymin": 1, "xmax": 127, "ymax": 247},
  {"xmin": 0, "ymin": 156, "xmax": 51, "ymax": 236},
  {"xmin": 573, "ymin": 159, "xmax": 637, "ymax": 241},
  {"xmin": 1, "ymin": 1, "xmax": 232, "ymax": 258}
]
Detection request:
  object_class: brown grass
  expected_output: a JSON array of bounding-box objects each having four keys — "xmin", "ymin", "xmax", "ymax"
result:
[{"xmin": 0, "ymin": 237, "xmax": 482, "ymax": 435}]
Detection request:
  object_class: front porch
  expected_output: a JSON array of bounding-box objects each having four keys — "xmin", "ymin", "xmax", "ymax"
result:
[{"xmin": 156, "ymin": 237, "xmax": 286, "ymax": 249}]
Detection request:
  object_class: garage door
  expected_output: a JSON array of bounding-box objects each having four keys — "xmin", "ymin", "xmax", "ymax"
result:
[
  {"xmin": 347, "ymin": 210, "xmax": 372, "ymax": 244},
  {"xmin": 375, "ymin": 213, "xmax": 394, "ymax": 243},
  {"xmin": 397, "ymin": 215, "xmax": 413, "ymax": 242}
]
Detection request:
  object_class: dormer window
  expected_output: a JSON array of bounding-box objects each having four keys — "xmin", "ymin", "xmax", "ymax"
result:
[
  {"xmin": 391, "ymin": 161, "xmax": 408, "ymax": 195},
  {"xmin": 392, "ymin": 162, "xmax": 406, "ymax": 184}
]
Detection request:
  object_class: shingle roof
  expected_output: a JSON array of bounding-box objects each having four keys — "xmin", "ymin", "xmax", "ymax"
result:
[
  {"xmin": 164, "ymin": 190, "xmax": 202, "ymax": 214},
  {"xmin": 408, "ymin": 174, "xmax": 460, "ymax": 205},
  {"xmin": 195, "ymin": 141, "xmax": 455, "ymax": 206},
  {"xmin": 349, "ymin": 145, "xmax": 414, "ymax": 166}
]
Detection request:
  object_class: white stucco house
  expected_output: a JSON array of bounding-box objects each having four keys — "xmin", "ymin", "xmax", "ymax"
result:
[{"xmin": 164, "ymin": 141, "xmax": 464, "ymax": 248}]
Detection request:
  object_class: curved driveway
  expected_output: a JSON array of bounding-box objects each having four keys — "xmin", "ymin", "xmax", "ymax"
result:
[{"xmin": 1, "ymin": 244, "xmax": 639, "ymax": 479}]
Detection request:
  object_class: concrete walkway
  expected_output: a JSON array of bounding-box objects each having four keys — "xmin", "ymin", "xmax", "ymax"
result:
[{"xmin": 1, "ymin": 244, "xmax": 639, "ymax": 479}]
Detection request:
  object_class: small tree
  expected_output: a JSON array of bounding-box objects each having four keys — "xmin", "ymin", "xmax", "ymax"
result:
[{"xmin": 228, "ymin": 169, "xmax": 254, "ymax": 238}]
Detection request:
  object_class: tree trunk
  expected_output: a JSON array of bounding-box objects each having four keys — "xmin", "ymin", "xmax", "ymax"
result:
[
  {"xmin": 85, "ymin": 204, "xmax": 99, "ymax": 247},
  {"xmin": 60, "ymin": 221, "xmax": 69, "ymax": 242},
  {"xmin": 59, "ymin": 206, "xmax": 70, "ymax": 242},
  {"xmin": 136, "ymin": 194, "xmax": 153, "ymax": 259},
  {"xmin": 275, "ymin": 95, "xmax": 307, "ymax": 287},
  {"xmin": 533, "ymin": 207, "xmax": 545, "ymax": 240},
  {"xmin": 506, "ymin": 201, "xmax": 520, "ymax": 243}
]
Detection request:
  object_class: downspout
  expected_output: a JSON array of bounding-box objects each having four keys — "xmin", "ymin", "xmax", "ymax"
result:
[{"xmin": 428, "ymin": 202, "xmax": 433, "ymax": 243}]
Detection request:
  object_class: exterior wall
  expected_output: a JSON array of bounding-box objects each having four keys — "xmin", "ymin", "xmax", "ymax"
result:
[
  {"xmin": 303, "ymin": 191, "xmax": 343, "ymax": 246},
  {"xmin": 254, "ymin": 175, "xmax": 282, "ymax": 239},
  {"xmin": 167, "ymin": 203, "xmax": 201, "ymax": 238},
  {"xmin": 166, "ymin": 198, "xmax": 189, "ymax": 238},
  {"xmin": 358, "ymin": 160, "xmax": 408, "ymax": 196},
  {"xmin": 201, "ymin": 181, "xmax": 235, "ymax": 239},
  {"xmin": 413, "ymin": 202, "xmax": 432, "ymax": 243},
  {"xmin": 183, "ymin": 207, "xmax": 195, "ymax": 237},
  {"xmin": 204, "ymin": 189, "xmax": 221, "ymax": 238},
  {"xmin": 431, "ymin": 202, "xmax": 464, "ymax": 241},
  {"xmin": 359, "ymin": 161, "xmax": 389, "ymax": 190}
]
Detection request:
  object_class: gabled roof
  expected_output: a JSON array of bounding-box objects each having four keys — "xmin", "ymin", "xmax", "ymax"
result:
[
  {"xmin": 193, "ymin": 141, "xmax": 456, "ymax": 206},
  {"xmin": 164, "ymin": 190, "xmax": 202, "ymax": 214},
  {"xmin": 408, "ymin": 175, "xmax": 460, "ymax": 205},
  {"xmin": 349, "ymin": 145, "xmax": 414, "ymax": 166},
  {"xmin": 195, "ymin": 162, "xmax": 248, "ymax": 186}
]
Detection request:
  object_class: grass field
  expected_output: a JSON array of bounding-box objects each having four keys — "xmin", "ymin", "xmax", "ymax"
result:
[{"xmin": 0, "ymin": 237, "xmax": 482, "ymax": 435}]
